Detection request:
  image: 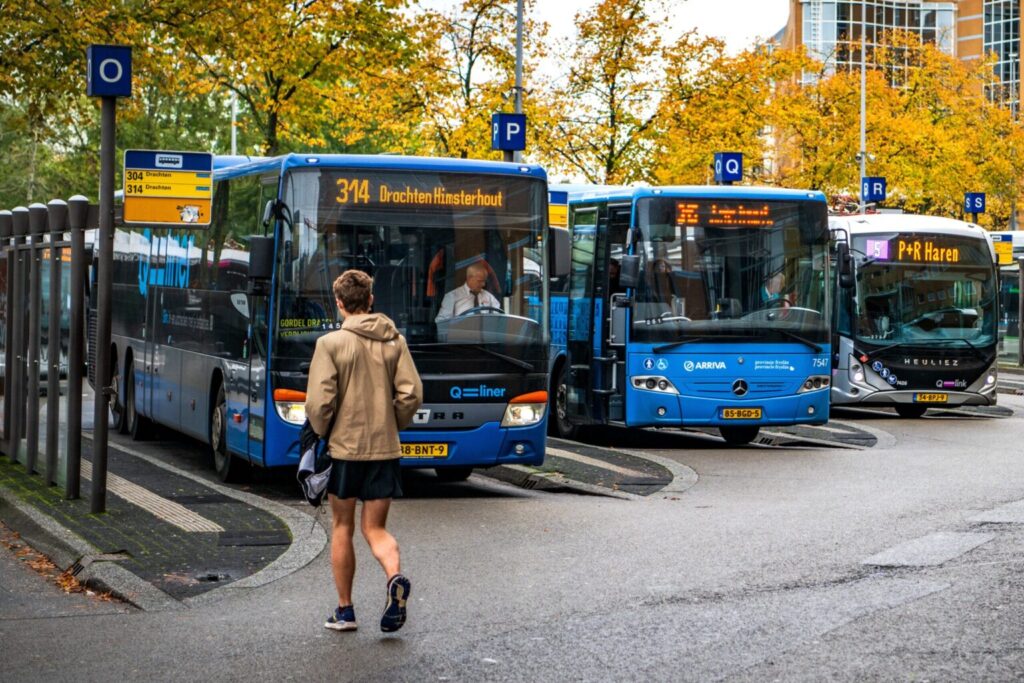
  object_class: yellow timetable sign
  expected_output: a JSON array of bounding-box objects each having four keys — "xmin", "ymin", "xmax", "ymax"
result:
[
  {"xmin": 994, "ymin": 240, "xmax": 1013, "ymax": 265},
  {"xmin": 123, "ymin": 149, "xmax": 214, "ymax": 227}
]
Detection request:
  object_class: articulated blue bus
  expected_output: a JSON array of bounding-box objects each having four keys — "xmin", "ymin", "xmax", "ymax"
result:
[
  {"xmin": 93, "ymin": 154, "xmax": 558, "ymax": 481},
  {"xmin": 548, "ymin": 185, "xmax": 833, "ymax": 444}
]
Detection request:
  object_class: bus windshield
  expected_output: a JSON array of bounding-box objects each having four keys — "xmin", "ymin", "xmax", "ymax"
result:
[
  {"xmin": 851, "ymin": 232, "xmax": 997, "ymax": 347},
  {"xmin": 274, "ymin": 169, "xmax": 547, "ymax": 367},
  {"xmin": 631, "ymin": 198, "xmax": 830, "ymax": 344}
]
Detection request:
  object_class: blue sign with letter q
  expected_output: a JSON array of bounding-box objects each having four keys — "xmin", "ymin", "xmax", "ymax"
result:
[
  {"xmin": 87, "ymin": 45, "xmax": 132, "ymax": 98},
  {"xmin": 714, "ymin": 152, "xmax": 743, "ymax": 183}
]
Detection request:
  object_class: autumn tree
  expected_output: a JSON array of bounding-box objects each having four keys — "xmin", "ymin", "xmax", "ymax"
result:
[{"xmin": 536, "ymin": 0, "xmax": 666, "ymax": 184}]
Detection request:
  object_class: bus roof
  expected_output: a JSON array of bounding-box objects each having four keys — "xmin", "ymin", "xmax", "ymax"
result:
[
  {"xmin": 213, "ymin": 153, "xmax": 547, "ymax": 182},
  {"xmin": 828, "ymin": 213, "xmax": 987, "ymax": 240},
  {"xmin": 549, "ymin": 184, "xmax": 826, "ymax": 205}
]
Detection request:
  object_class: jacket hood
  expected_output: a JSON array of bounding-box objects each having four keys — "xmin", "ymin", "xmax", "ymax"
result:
[{"xmin": 342, "ymin": 313, "xmax": 400, "ymax": 342}]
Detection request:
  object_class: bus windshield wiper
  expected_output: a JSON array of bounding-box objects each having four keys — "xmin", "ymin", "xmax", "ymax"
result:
[
  {"xmin": 408, "ymin": 343, "xmax": 534, "ymax": 372},
  {"xmin": 928, "ymin": 337, "xmax": 987, "ymax": 362},
  {"xmin": 773, "ymin": 329, "xmax": 822, "ymax": 353},
  {"xmin": 653, "ymin": 334, "xmax": 750, "ymax": 354}
]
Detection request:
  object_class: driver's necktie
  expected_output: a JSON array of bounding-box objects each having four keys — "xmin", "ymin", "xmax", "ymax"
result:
[{"xmin": 473, "ymin": 292, "xmax": 480, "ymax": 308}]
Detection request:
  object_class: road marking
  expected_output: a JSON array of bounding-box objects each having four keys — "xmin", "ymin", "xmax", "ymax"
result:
[
  {"xmin": 545, "ymin": 446, "xmax": 654, "ymax": 479},
  {"xmin": 861, "ymin": 531, "xmax": 994, "ymax": 567},
  {"xmin": 80, "ymin": 460, "xmax": 224, "ymax": 533},
  {"xmin": 799, "ymin": 423, "xmax": 856, "ymax": 435},
  {"xmin": 969, "ymin": 499, "xmax": 1024, "ymax": 524}
]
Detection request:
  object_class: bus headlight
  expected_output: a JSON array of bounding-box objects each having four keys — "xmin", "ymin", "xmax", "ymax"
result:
[
  {"xmin": 501, "ymin": 391, "xmax": 548, "ymax": 428},
  {"xmin": 631, "ymin": 376, "xmax": 679, "ymax": 394},
  {"xmin": 798, "ymin": 375, "xmax": 830, "ymax": 393},
  {"xmin": 273, "ymin": 389, "xmax": 307, "ymax": 424}
]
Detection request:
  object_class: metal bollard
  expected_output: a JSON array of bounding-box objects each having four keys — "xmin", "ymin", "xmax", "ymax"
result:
[
  {"xmin": 9, "ymin": 207, "xmax": 29, "ymax": 463},
  {"xmin": 26, "ymin": 203, "xmax": 47, "ymax": 474},
  {"xmin": 45, "ymin": 199, "xmax": 67, "ymax": 485},
  {"xmin": 0, "ymin": 210, "xmax": 12, "ymax": 456},
  {"xmin": 65, "ymin": 196, "xmax": 90, "ymax": 500}
]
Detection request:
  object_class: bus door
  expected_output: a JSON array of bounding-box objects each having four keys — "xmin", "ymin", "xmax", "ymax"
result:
[
  {"xmin": 565, "ymin": 203, "xmax": 630, "ymax": 424},
  {"xmin": 246, "ymin": 296, "xmax": 268, "ymax": 464}
]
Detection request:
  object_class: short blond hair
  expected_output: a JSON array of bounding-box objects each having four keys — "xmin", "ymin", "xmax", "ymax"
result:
[{"xmin": 333, "ymin": 270, "xmax": 373, "ymax": 313}]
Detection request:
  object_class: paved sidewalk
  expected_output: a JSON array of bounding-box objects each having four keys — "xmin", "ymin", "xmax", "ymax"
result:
[{"xmin": 0, "ymin": 440, "xmax": 326, "ymax": 611}]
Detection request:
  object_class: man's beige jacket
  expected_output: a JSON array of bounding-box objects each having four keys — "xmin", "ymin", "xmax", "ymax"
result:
[{"xmin": 305, "ymin": 313, "xmax": 423, "ymax": 461}]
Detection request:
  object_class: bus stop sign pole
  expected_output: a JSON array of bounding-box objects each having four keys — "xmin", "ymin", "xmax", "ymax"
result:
[{"xmin": 87, "ymin": 45, "xmax": 131, "ymax": 513}]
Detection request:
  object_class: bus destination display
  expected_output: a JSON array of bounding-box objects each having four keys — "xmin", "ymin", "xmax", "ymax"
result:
[
  {"xmin": 865, "ymin": 237, "xmax": 962, "ymax": 265},
  {"xmin": 676, "ymin": 201, "xmax": 774, "ymax": 227},
  {"xmin": 333, "ymin": 175, "xmax": 507, "ymax": 209}
]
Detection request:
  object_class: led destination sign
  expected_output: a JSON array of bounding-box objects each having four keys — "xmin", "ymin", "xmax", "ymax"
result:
[
  {"xmin": 676, "ymin": 201, "xmax": 775, "ymax": 228},
  {"xmin": 864, "ymin": 237, "xmax": 967, "ymax": 265}
]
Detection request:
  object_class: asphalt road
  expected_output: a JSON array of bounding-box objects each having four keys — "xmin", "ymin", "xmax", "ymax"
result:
[{"xmin": 3, "ymin": 394, "xmax": 1024, "ymax": 681}]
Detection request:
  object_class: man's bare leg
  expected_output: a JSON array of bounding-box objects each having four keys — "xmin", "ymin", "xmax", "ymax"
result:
[
  {"xmin": 330, "ymin": 495, "xmax": 358, "ymax": 606},
  {"xmin": 361, "ymin": 497, "xmax": 400, "ymax": 579}
]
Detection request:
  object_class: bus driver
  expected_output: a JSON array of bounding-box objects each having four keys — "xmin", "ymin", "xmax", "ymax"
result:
[{"xmin": 435, "ymin": 261, "xmax": 501, "ymax": 322}]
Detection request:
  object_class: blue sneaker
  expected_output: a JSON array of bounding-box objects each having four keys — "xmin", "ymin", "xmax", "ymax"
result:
[
  {"xmin": 380, "ymin": 574, "xmax": 411, "ymax": 632},
  {"xmin": 325, "ymin": 605, "xmax": 357, "ymax": 631}
]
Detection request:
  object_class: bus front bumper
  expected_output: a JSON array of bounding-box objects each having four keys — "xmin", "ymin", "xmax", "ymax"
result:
[
  {"xmin": 399, "ymin": 419, "xmax": 546, "ymax": 469},
  {"xmin": 831, "ymin": 387, "xmax": 997, "ymax": 407}
]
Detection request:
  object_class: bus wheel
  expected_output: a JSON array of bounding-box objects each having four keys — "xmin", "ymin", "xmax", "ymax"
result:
[
  {"xmin": 210, "ymin": 384, "xmax": 241, "ymax": 482},
  {"xmin": 125, "ymin": 362, "xmax": 152, "ymax": 441},
  {"xmin": 552, "ymin": 365, "xmax": 579, "ymax": 439},
  {"xmin": 435, "ymin": 467, "xmax": 472, "ymax": 483},
  {"xmin": 109, "ymin": 355, "xmax": 126, "ymax": 433},
  {"xmin": 895, "ymin": 405, "xmax": 928, "ymax": 419},
  {"xmin": 720, "ymin": 425, "xmax": 760, "ymax": 446}
]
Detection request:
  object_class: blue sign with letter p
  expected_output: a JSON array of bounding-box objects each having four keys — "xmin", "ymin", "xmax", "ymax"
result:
[
  {"xmin": 492, "ymin": 113, "xmax": 527, "ymax": 151},
  {"xmin": 714, "ymin": 152, "xmax": 743, "ymax": 183},
  {"xmin": 87, "ymin": 45, "xmax": 132, "ymax": 98},
  {"xmin": 964, "ymin": 192, "xmax": 986, "ymax": 214},
  {"xmin": 861, "ymin": 176, "xmax": 886, "ymax": 204}
]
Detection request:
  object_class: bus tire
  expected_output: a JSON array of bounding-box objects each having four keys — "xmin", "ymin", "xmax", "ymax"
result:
[
  {"xmin": 552, "ymin": 364, "xmax": 579, "ymax": 440},
  {"xmin": 895, "ymin": 404, "xmax": 928, "ymax": 419},
  {"xmin": 210, "ymin": 383, "xmax": 241, "ymax": 483},
  {"xmin": 720, "ymin": 425, "xmax": 760, "ymax": 445},
  {"xmin": 125, "ymin": 362, "xmax": 152, "ymax": 441},
  {"xmin": 435, "ymin": 467, "xmax": 472, "ymax": 483},
  {"xmin": 109, "ymin": 352, "xmax": 126, "ymax": 433}
]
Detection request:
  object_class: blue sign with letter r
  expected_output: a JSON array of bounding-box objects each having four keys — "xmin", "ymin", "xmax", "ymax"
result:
[{"xmin": 861, "ymin": 176, "xmax": 886, "ymax": 204}]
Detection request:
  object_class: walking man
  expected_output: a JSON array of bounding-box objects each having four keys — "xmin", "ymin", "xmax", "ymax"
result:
[{"xmin": 306, "ymin": 270, "xmax": 423, "ymax": 632}]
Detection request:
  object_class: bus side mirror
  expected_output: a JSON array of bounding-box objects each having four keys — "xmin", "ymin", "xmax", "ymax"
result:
[
  {"xmin": 550, "ymin": 228, "xmax": 570, "ymax": 278},
  {"xmin": 248, "ymin": 236, "xmax": 275, "ymax": 295},
  {"xmin": 619, "ymin": 254, "xmax": 640, "ymax": 289},
  {"xmin": 837, "ymin": 242, "xmax": 854, "ymax": 288}
]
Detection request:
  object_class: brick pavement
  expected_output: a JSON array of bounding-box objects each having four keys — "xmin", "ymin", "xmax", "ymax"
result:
[{"xmin": 0, "ymin": 442, "xmax": 293, "ymax": 602}]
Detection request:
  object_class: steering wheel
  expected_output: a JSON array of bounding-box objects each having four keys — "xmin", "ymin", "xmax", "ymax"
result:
[
  {"xmin": 456, "ymin": 306, "xmax": 504, "ymax": 317},
  {"xmin": 659, "ymin": 311, "xmax": 691, "ymax": 322}
]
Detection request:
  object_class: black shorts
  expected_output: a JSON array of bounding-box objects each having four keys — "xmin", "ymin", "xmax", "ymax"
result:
[{"xmin": 327, "ymin": 458, "xmax": 403, "ymax": 501}]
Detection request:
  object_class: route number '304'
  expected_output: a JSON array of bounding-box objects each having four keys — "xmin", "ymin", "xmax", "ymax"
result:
[{"xmin": 812, "ymin": 358, "xmax": 828, "ymax": 368}]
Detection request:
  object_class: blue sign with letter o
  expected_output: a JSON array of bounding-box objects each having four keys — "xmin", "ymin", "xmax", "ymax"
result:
[
  {"xmin": 714, "ymin": 152, "xmax": 743, "ymax": 183},
  {"xmin": 492, "ymin": 113, "xmax": 527, "ymax": 152},
  {"xmin": 861, "ymin": 176, "xmax": 886, "ymax": 204},
  {"xmin": 964, "ymin": 192, "xmax": 986, "ymax": 214},
  {"xmin": 87, "ymin": 45, "xmax": 132, "ymax": 98}
]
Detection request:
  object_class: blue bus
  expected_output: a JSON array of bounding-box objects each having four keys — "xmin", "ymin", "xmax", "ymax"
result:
[
  {"xmin": 93, "ymin": 154, "xmax": 560, "ymax": 481},
  {"xmin": 548, "ymin": 185, "xmax": 833, "ymax": 444}
]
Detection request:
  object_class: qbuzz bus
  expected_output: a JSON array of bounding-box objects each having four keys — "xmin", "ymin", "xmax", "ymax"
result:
[
  {"xmin": 829, "ymin": 213, "xmax": 999, "ymax": 416},
  {"xmin": 91, "ymin": 154, "xmax": 563, "ymax": 481},
  {"xmin": 548, "ymin": 185, "xmax": 833, "ymax": 445}
]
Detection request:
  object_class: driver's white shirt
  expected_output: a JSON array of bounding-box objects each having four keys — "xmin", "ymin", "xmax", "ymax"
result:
[{"xmin": 435, "ymin": 283, "xmax": 501, "ymax": 322}]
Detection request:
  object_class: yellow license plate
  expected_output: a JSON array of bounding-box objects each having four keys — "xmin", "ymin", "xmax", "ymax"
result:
[
  {"xmin": 721, "ymin": 408, "xmax": 762, "ymax": 420},
  {"xmin": 400, "ymin": 443, "xmax": 449, "ymax": 458},
  {"xmin": 913, "ymin": 393, "xmax": 948, "ymax": 403}
]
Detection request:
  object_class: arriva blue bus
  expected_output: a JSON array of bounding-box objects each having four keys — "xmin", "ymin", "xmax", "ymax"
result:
[
  {"xmin": 92, "ymin": 154, "xmax": 561, "ymax": 481},
  {"xmin": 547, "ymin": 185, "xmax": 833, "ymax": 445}
]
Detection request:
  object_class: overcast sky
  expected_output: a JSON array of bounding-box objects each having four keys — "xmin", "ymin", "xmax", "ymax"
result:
[{"xmin": 423, "ymin": 0, "xmax": 792, "ymax": 54}]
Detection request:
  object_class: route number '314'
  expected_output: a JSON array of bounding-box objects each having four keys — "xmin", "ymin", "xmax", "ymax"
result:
[{"xmin": 336, "ymin": 178, "xmax": 370, "ymax": 205}]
